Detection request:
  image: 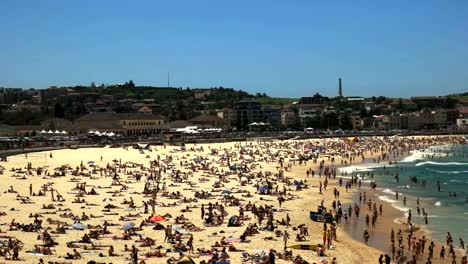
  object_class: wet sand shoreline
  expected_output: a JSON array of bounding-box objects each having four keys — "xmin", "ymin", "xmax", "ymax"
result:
[{"xmin": 341, "ymin": 145, "xmax": 466, "ymax": 263}]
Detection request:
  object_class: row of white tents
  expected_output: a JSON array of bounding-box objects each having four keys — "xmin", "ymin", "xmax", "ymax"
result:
[
  {"xmin": 175, "ymin": 126, "xmax": 223, "ymax": 134},
  {"xmin": 40, "ymin": 130, "xmax": 67, "ymax": 134},
  {"xmin": 88, "ymin": 131, "xmax": 116, "ymax": 137},
  {"xmin": 247, "ymin": 122, "xmax": 269, "ymax": 126}
]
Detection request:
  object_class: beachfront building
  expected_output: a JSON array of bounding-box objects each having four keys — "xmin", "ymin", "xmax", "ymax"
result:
[
  {"xmin": 456, "ymin": 118, "xmax": 468, "ymax": 129},
  {"xmin": 232, "ymin": 99, "xmax": 264, "ymax": 130},
  {"xmin": 41, "ymin": 118, "xmax": 73, "ymax": 131},
  {"xmin": 216, "ymin": 108, "xmax": 234, "ymax": 129},
  {"xmin": 189, "ymin": 114, "xmax": 224, "ymax": 128},
  {"xmin": 350, "ymin": 115, "xmax": 363, "ymax": 130},
  {"xmin": 263, "ymin": 107, "xmax": 282, "ymax": 130},
  {"xmin": 0, "ymin": 124, "xmax": 17, "ymax": 136},
  {"xmin": 298, "ymin": 104, "xmax": 322, "ymax": 127},
  {"xmin": 70, "ymin": 112, "xmax": 169, "ymax": 135},
  {"xmin": 280, "ymin": 109, "xmax": 296, "ymax": 128}
]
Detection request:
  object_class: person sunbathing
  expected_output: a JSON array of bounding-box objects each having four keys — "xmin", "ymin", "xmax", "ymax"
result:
[
  {"xmin": 172, "ymin": 241, "xmax": 188, "ymax": 252},
  {"xmin": 108, "ymin": 245, "xmax": 120, "ymax": 256},
  {"xmin": 80, "ymin": 233, "xmax": 91, "ymax": 243},
  {"xmin": 137, "ymin": 237, "xmax": 155, "ymax": 247},
  {"xmin": 144, "ymin": 248, "xmax": 166, "ymax": 258},
  {"xmin": 295, "ymin": 234, "xmax": 306, "ymax": 241},
  {"xmin": 277, "ymin": 249, "xmax": 293, "ymax": 260}
]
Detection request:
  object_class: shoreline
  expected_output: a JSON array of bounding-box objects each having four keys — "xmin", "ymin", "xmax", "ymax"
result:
[{"xmin": 341, "ymin": 143, "xmax": 467, "ymax": 263}]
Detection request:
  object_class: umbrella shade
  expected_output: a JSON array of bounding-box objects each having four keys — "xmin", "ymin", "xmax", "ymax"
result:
[
  {"xmin": 221, "ymin": 190, "xmax": 232, "ymax": 194},
  {"xmin": 72, "ymin": 223, "xmax": 87, "ymax": 230},
  {"xmin": 150, "ymin": 215, "xmax": 165, "ymax": 222},
  {"xmin": 122, "ymin": 222, "xmax": 136, "ymax": 231}
]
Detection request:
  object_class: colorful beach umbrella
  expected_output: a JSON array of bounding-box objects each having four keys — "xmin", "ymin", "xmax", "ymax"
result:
[{"xmin": 150, "ymin": 215, "xmax": 165, "ymax": 222}]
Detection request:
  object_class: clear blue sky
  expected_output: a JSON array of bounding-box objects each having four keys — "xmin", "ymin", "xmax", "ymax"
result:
[{"xmin": 1, "ymin": 0, "xmax": 468, "ymax": 98}]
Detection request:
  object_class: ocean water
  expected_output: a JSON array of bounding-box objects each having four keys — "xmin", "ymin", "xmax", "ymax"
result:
[{"xmin": 343, "ymin": 144, "xmax": 468, "ymax": 244}]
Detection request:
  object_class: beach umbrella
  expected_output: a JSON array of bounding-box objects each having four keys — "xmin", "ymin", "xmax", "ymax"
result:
[
  {"xmin": 54, "ymin": 130, "xmax": 61, "ymax": 134},
  {"xmin": 47, "ymin": 130, "xmax": 54, "ymax": 134},
  {"xmin": 102, "ymin": 198, "xmax": 112, "ymax": 202},
  {"xmin": 172, "ymin": 225, "xmax": 182, "ymax": 231},
  {"xmin": 176, "ymin": 256, "xmax": 196, "ymax": 264},
  {"xmin": 258, "ymin": 186, "xmax": 268, "ymax": 191},
  {"xmin": 150, "ymin": 215, "xmax": 165, "ymax": 222},
  {"xmin": 72, "ymin": 223, "xmax": 87, "ymax": 230},
  {"xmin": 89, "ymin": 130, "xmax": 95, "ymax": 134},
  {"xmin": 215, "ymin": 261, "xmax": 230, "ymax": 264},
  {"xmin": 122, "ymin": 222, "xmax": 136, "ymax": 231},
  {"xmin": 40, "ymin": 130, "xmax": 47, "ymax": 134},
  {"xmin": 294, "ymin": 181, "xmax": 304, "ymax": 186},
  {"xmin": 61, "ymin": 130, "xmax": 67, "ymax": 134},
  {"xmin": 221, "ymin": 190, "xmax": 232, "ymax": 194},
  {"xmin": 87, "ymin": 161, "xmax": 94, "ymax": 164}
]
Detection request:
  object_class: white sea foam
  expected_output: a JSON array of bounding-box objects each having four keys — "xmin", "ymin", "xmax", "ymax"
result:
[
  {"xmin": 449, "ymin": 180, "xmax": 463, "ymax": 183},
  {"xmin": 400, "ymin": 150, "xmax": 425, "ymax": 162},
  {"xmin": 338, "ymin": 176, "xmax": 372, "ymax": 183},
  {"xmin": 339, "ymin": 165, "xmax": 376, "ymax": 174},
  {"xmin": 416, "ymin": 161, "xmax": 468, "ymax": 167},
  {"xmin": 378, "ymin": 195, "xmax": 397, "ymax": 203},
  {"xmin": 427, "ymin": 169, "xmax": 468, "ymax": 174},
  {"xmin": 382, "ymin": 188, "xmax": 396, "ymax": 195},
  {"xmin": 397, "ymin": 185, "xmax": 411, "ymax": 189},
  {"xmin": 392, "ymin": 204, "xmax": 411, "ymax": 213}
]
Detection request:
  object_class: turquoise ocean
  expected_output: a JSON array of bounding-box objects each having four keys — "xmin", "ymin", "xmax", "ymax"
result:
[{"xmin": 342, "ymin": 144, "xmax": 468, "ymax": 244}]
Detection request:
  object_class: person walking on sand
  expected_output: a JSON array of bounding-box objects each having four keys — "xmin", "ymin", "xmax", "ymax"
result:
[
  {"xmin": 131, "ymin": 245, "xmax": 138, "ymax": 264},
  {"xmin": 363, "ymin": 229, "xmax": 370, "ymax": 245},
  {"xmin": 283, "ymin": 230, "xmax": 289, "ymax": 250}
]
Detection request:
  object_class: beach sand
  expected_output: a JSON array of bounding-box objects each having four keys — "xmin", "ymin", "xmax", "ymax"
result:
[{"xmin": 0, "ymin": 136, "xmax": 462, "ymax": 264}]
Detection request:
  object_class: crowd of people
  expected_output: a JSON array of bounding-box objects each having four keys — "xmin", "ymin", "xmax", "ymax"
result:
[{"xmin": 0, "ymin": 135, "xmax": 465, "ymax": 263}]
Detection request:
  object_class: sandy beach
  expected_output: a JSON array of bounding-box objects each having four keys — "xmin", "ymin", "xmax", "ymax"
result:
[{"xmin": 0, "ymin": 136, "xmax": 464, "ymax": 264}]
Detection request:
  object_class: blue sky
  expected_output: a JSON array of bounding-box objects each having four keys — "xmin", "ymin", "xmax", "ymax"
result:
[{"xmin": 1, "ymin": 0, "xmax": 467, "ymax": 97}]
